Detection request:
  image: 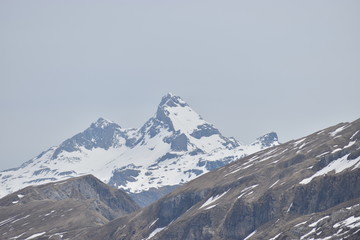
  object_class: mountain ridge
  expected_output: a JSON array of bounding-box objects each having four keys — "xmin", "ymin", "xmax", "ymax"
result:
[
  {"xmin": 0, "ymin": 94, "xmax": 279, "ymax": 206},
  {"xmin": 0, "ymin": 174, "xmax": 139, "ymax": 240},
  {"xmin": 77, "ymin": 117, "xmax": 360, "ymax": 240}
]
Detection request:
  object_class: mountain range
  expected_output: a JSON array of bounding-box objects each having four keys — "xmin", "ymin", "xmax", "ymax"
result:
[
  {"xmin": 0, "ymin": 116, "xmax": 359, "ymax": 239},
  {"xmin": 74, "ymin": 117, "xmax": 360, "ymax": 240},
  {"xmin": 0, "ymin": 93, "xmax": 279, "ymax": 206}
]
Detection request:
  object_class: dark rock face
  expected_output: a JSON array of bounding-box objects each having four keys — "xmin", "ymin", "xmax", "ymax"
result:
[
  {"xmin": 190, "ymin": 124, "xmax": 220, "ymax": 139},
  {"xmin": 221, "ymin": 193, "xmax": 276, "ymax": 240},
  {"xmin": 291, "ymin": 169, "xmax": 360, "ymax": 215},
  {"xmin": 184, "ymin": 169, "xmax": 203, "ymax": 177},
  {"xmin": 155, "ymin": 107, "xmax": 175, "ymax": 132},
  {"xmin": 156, "ymin": 153, "xmax": 180, "ymax": 163},
  {"xmin": 159, "ymin": 93, "xmax": 188, "ymax": 108},
  {"xmin": 108, "ymin": 168, "xmax": 140, "ymax": 187},
  {"xmin": 255, "ymin": 132, "xmax": 279, "ymax": 147},
  {"xmin": 280, "ymin": 154, "xmax": 305, "ymax": 168},
  {"xmin": 52, "ymin": 118, "xmax": 124, "ymax": 159},
  {"xmin": 156, "ymin": 191, "xmax": 208, "ymax": 227},
  {"xmin": 171, "ymin": 133, "xmax": 189, "ymax": 151},
  {"xmin": 128, "ymin": 185, "xmax": 179, "ymax": 207},
  {"xmin": 198, "ymin": 157, "xmax": 234, "ymax": 171}
]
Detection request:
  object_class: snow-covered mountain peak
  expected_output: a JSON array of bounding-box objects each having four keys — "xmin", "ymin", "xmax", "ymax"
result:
[
  {"xmin": 159, "ymin": 93, "xmax": 188, "ymax": 108},
  {"xmin": 251, "ymin": 132, "xmax": 279, "ymax": 148},
  {"xmin": 91, "ymin": 117, "xmax": 118, "ymax": 129},
  {"xmin": 155, "ymin": 94, "xmax": 207, "ymax": 135},
  {"xmin": 50, "ymin": 117, "xmax": 125, "ymax": 159},
  {"xmin": 0, "ymin": 94, "xmax": 280, "ymax": 206}
]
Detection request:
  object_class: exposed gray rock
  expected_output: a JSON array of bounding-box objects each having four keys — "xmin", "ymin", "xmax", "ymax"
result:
[
  {"xmin": 190, "ymin": 124, "xmax": 220, "ymax": 139},
  {"xmin": 171, "ymin": 133, "xmax": 189, "ymax": 151},
  {"xmin": 129, "ymin": 185, "xmax": 179, "ymax": 207},
  {"xmin": 291, "ymin": 170, "xmax": 360, "ymax": 214},
  {"xmin": 253, "ymin": 131, "xmax": 279, "ymax": 148},
  {"xmin": 51, "ymin": 118, "xmax": 126, "ymax": 159},
  {"xmin": 108, "ymin": 169, "xmax": 141, "ymax": 187}
]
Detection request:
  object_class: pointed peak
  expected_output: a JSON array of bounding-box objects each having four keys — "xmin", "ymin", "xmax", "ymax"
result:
[
  {"xmin": 254, "ymin": 132, "xmax": 279, "ymax": 147},
  {"xmin": 159, "ymin": 93, "xmax": 188, "ymax": 108},
  {"xmin": 91, "ymin": 117, "xmax": 119, "ymax": 129}
]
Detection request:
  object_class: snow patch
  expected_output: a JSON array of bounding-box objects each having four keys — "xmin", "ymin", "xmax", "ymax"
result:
[
  {"xmin": 9, "ymin": 232, "xmax": 26, "ymax": 239},
  {"xmin": 300, "ymin": 154, "xmax": 360, "ymax": 184},
  {"xmin": 25, "ymin": 232, "xmax": 46, "ymax": 240},
  {"xmin": 330, "ymin": 125, "xmax": 348, "ymax": 137},
  {"xmin": 243, "ymin": 230, "xmax": 256, "ymax": 240},
  {"xmin": 44, "ymin": 210, "xmax": 56, "ymax": 216},
  {"xmin": 344, "ymin": 141, "xmax": 356, "ymax": 149},
  {"xmin": 295, "ymin": 221, "xmax": 307, "ymax": 227},
  {"xmin": 269, "ymin": 232, "xmax": 282, "ymax": 240},
  {"xmin": 350, "ymin": 130, "xmax": 359, "ymax": 140},
  {"xmin": 0, "ymin": 216, "xmax": 17, "ymax": 227},
  {"xmin": 200, "ymin": 190, "xmax": 229, "ymax": 209},
  {"xmin": 149, "ymin": 218, "xmax": 158, "ymax": 228},
  {"xmin": 293, "ymin": 138, "xmax": 306, "ymax": 146},
  {"xmin": 287, "ymin": 202, "xmax": 293, "ymax": 213},
  {"xmin": 146, "ymin": 227, "xmax": 166, "ymax": 239},
  {"xmin": 308, "ymin": 216, "xmax": 329, "ymax": 227},
  {"xmin": 237, "ymin": 185, "xmax": 258, "ymax": 199},
  {"xmin": 205, "ymin": 205, "xmax": 217, "ymax": 210},
  {"xmin": 300, "ymin": 228, "xmax": 316, "ymax": 240},
  {"xmin": 316, "ymin": 152, "xmax": 330, "ymax": 158},
  {"xmin": 11, "ymin": 214, "xmax": 30, "ymax": 223},
  {"xmin": 331, "ymin": 148, "xmax": 342, "ymax": 154},
  {"xmin": 269, "ymin": 180, "xmax": 279, "ymax": 188},
  {"xmin": 333, "ymin": 215, "xmax": 360, "ymax": 229}
]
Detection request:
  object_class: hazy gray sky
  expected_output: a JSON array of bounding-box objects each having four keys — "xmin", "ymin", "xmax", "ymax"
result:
[{"xmin": 1, "ymin": 0, "xmax": 359, "ymax": 170}]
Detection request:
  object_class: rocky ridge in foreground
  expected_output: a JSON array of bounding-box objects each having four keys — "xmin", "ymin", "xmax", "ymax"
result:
[{"xmin": 0, "ymin": 175, "xmax": 139, "ymax": 240}]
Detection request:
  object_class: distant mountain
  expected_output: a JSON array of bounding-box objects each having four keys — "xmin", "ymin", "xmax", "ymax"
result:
[
  {"xmin": 0, "ymin": 93, "xmax": 279, "ymax": 206},
  {"xmin": 0, "ymin": 174, "xmax": 139, "ymax": 240},
  {"xmin": 77, "ymin": 118, "xmax": 360, "ymax": 240}
]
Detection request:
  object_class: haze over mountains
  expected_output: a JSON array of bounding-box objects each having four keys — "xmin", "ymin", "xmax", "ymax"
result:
[
  {"xmin": 0, "ymin": 93, "xmax": 279, "ymax": 206},
  {"xmin": 0, "ymin": 116, "xmax": 359, "ymax": 240}
]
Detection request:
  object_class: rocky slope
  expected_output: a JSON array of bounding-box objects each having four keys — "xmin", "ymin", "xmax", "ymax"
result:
[
  {"xmin": 0, "ymin": 93, "xmax": 278, "ymax": 206},
  {"xmin": 0, "ymin": 174, "xmax": 139, "ymax": 240},
  {"xmin": 76, "ymin": 118, "xmax": 360, "ymax": 240}
]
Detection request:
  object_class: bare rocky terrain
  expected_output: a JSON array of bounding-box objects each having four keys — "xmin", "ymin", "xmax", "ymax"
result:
[{"xmin": 0, "ymin": 175, "xmax": 139, "ymax": 239}]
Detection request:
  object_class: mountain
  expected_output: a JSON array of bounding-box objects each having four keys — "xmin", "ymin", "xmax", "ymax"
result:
[
  {"xmin": 0, "ymin": 93, "xmax": 279, "ymax": 206},
  {"xmin": 77, "ymin": 118, "xmax": 360, "ymax": 240},
  {"xmin": 0, "ymin": 174, "xmax": 139, "ymax": 240}
]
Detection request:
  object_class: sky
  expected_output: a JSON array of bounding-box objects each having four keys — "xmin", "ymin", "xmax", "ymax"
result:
[{"xmin": 0, "ymin": 0, "xmax": 359, "ymax": 171}]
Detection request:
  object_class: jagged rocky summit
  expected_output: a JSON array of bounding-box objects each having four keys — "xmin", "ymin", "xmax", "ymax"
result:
[{"xmin": 0, "ymin": 93, "xmax": 279, "ymax": 206}]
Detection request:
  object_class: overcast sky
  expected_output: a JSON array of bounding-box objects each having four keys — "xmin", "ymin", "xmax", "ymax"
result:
[{"xmin": 1, "ymin": 0, "xmax": 359, "ymax": 170}]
